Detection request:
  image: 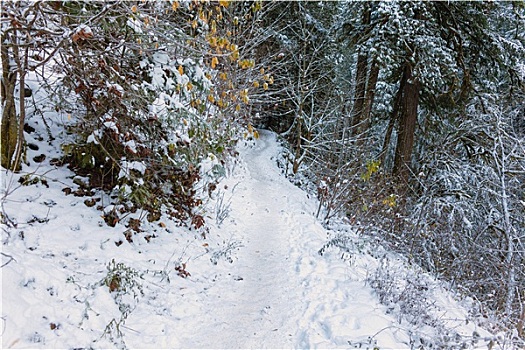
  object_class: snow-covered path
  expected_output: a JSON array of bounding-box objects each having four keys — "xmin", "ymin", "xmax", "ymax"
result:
[
  {"xmin": 2, "ymin": 129, "xmax": 492, "ymax": 349},
  {"xmin": 175, "ymin": 130, "xmax": 410, "ymax": 348},
  {"xmin": 188, "ymin": 131, "xmax": 310, "ymax": 348}
]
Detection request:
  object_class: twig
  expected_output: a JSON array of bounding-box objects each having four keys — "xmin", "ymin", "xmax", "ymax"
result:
[{"xmin": 1, "ymin": 252, "xmax": 16, "ymax": 268}]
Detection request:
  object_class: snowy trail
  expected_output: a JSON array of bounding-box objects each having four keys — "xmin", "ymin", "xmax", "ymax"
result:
[
  {"xmin": 177, "ymin": 130, "xmax": 410, "ymax": 348},
  {"xmin": 187, "ymin": 131, "xmax": 311, "ymax": 348},
  {"xmin": 2, "ymin": 129, "xmax": 492, "ymax": 349}
]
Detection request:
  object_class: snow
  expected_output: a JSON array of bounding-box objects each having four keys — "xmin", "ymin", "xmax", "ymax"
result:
[
  {"xmin": 118, "ymin": 160, "xmax": 147, "ymax": 179},
  {"xmin": 74, "ymin": 24, "xmax": 93, "ymax": 36},
  {"xmin": 126, "ymin": 18, "xmax": 143, "ymax": 34},
  {"xmin": 2, "ymin": 122, "xmax": 497, "ymax": 348}
]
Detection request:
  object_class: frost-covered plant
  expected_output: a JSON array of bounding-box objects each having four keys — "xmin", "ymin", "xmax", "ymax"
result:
[
  {"xmin": 98, "ymin": 259, "xmax": 144, "ymax": 348},
  {"xmin": 50, "ymin": 1, "xmax": 272, "ymax": 231},
  {"xmin": 214, "ymin": 189, "xmax": 232, "ymax": 227},
  {"xmin": 103, "ymin": 259, "xmax": 144, "ymax": 302},
  {"xmin": 318, "ymin": 232, "xmax": 357, "ymax": 264},
  {"xmin": 369, "ymin": 255, "xmax": 488, "ymax": 349},
  {"xmin": 210, "ymin": 240, "xmax": 243, "ymax": 265},
  {"xmin": 406, "ymin": 100, "xmax": 525, "ymax": 336}
]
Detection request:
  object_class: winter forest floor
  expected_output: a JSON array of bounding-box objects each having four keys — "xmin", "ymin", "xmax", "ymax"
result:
[{"xmin": 1, "ymin": 126, "xmax": 500, "ymax": 349}]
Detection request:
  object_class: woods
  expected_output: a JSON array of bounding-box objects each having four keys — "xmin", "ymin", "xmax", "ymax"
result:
[{"xmin": 1, "ymin": 0, "xmax": 524, "ymax": 345}]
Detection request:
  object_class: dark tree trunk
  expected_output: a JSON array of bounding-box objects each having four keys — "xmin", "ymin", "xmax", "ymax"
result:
[
  {"xmin": 350, "ymin": 52, "xmax": 368, "ymax": 133},
  {"xmin": 393, "ymin": 63, "xmax": 420, "ymax": 183},
  {"xmin": 350, "ymin": 4, "xmax": 371, "ymax": 137},
  {"xmin": 1, "ymin": 36, "xmax": 19, "ymax": 170},
  {"xmin": 357, "ymin": 58, "xmax": 379, "ymax": 144},
  {"xmin": 381, "ymin": 64, "xmax": 406, "ymax": 166}
]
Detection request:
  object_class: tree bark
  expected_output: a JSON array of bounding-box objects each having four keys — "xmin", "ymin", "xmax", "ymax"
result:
[
  {"xmin": 381, "ymin": 63, "xmax": 406, "ymax": 166},
  {"xmin": 1, "ymin": 36, "xmax": 19, "ymax": 170},
  {"xmin": 11, "ymin": 37, "xmax": 30, "ymax": 172},
  {"xmin": 357, "ymin": 57, "xmax": 379, "ymax": 144},
  {"xmin": 392, "ymin": 63, "xmax": 420, "ymax": 183},
  {"xmin": 350, "ymin": 4, "xmax": 371, "ymax": 138},
  {"xmin": 350, "ymin": 52, "xmax": 368, "ymax": 133}
]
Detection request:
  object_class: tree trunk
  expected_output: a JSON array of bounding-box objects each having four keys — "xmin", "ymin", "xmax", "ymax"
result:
[
  {"xmin": 11, "ymin": 42, "xmax": 29, "ymax": 171},
  {"xmin": 1, "ymin": 36, "xmax": 19, "ymax": 170},
  {"xmin": 357, "ymin": 58, "xmax": 379, "ymax": 145},
  {"xmin": 381, "ymin": 63, "xmax": 406, "ymax": 166},
  {"xmin": 293, "ymin": 115, "xmax": 302, "ymax": 174},
  {"xmin": 495, "ymin": 115, "xmax": 517, "ymax": 317},
  {"xmin": 350, "ymin": 4, "xmax": 371, "ymax": 138},
  {"xmin": 380, "ymin": 115, "xmax": 396, "ymax": 166},
  {"xmin": 350, "ymin": 52, "xmax": 368, "ymax": 133},
  {"xmin": 392, "ymin": 63, "xmax": 420, "ymax": 183}
]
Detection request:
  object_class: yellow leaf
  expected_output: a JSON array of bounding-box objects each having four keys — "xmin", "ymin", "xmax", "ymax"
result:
[
  {"xmin": 211, "ymin": 56, "xmax": 219, "ymax": 69},
  {"xmin": 260, "ymin": 68, "xmax": 265, "ymax": 74},
  {"xmin": 131, "ymin": 5, "xmax": 138, "ymax": 13},
  {"xmin": 218, "ymin": 37, "xmax": 229, "ymax": 49},
  {"xmin": 191, "ymin": 98, "xmax": 201, "ymax": 107},
  {"xmin": 137, "ymin": 37, "xmax": 142, "ymax": 44},
  {"xmin": 208, "ymin": 94, "xmax": 215, "ymax": 103},
  {"xmin": 253, "ymin": 81, "xmax": 260, "ymax": 88},
  {"xmin": 172, "ymin": 1, "xmax": 179, "ymax": 11},
  {"xmin": 208, "ymin": 36, "xmax": 217, "ymax": 47},
  {"xmin": 219, "ymin": 0, "xmax": 229, "ymax": 8},
  {"xmin": 253, "ymin": 130, "xmax": 259, "ymax": 139},
  {"xmin": 230, "ymin": 50, "xmax": 239, "ymax": 61},
  {"xmin": 263, "ymin": 82, "xmax": 268, "ymax": 90},
  {"xmin": 382, "ymin": 194, "xmax": 397, "ymax": 208},
  {"xmin": 248, "ymin": 124, "xmax": 253, "ymax": 133},
  {"xmin": 178, "ymin": 65, "xmax": 184, "ymax": 76},
  {"xmin": 219, "ymin": 72, "xmax": 228, "ymax": 80},
  {"xmin": 235, "ymin": 104, "xmax": 241, "ymax": 111},
  {"xmin": 186, "ymin": 82, "xmax": 193, "ymax": 91}
]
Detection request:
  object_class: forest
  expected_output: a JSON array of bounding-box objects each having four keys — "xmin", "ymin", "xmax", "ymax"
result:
[{"xmin": 1, "ymin": 0, "xmax": 524, "ymax": 346}]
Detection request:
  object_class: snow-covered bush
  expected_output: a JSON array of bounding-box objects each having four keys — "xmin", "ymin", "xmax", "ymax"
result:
[
  {"xmin": 368, "ymin": 255, "xmax": 488, "ymax": 349},
  {"xmin": 408, "ymin": 103, "xmax": 525, "ymax": 335},
  {"xmin": 51, "ymin": 1, "xmax": 270, "ymax": 232}
]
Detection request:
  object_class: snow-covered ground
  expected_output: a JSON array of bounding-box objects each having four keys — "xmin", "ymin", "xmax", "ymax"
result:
[{"xmin": 2, "ymin": 122, "xmax": 498, "ymax": 348}]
